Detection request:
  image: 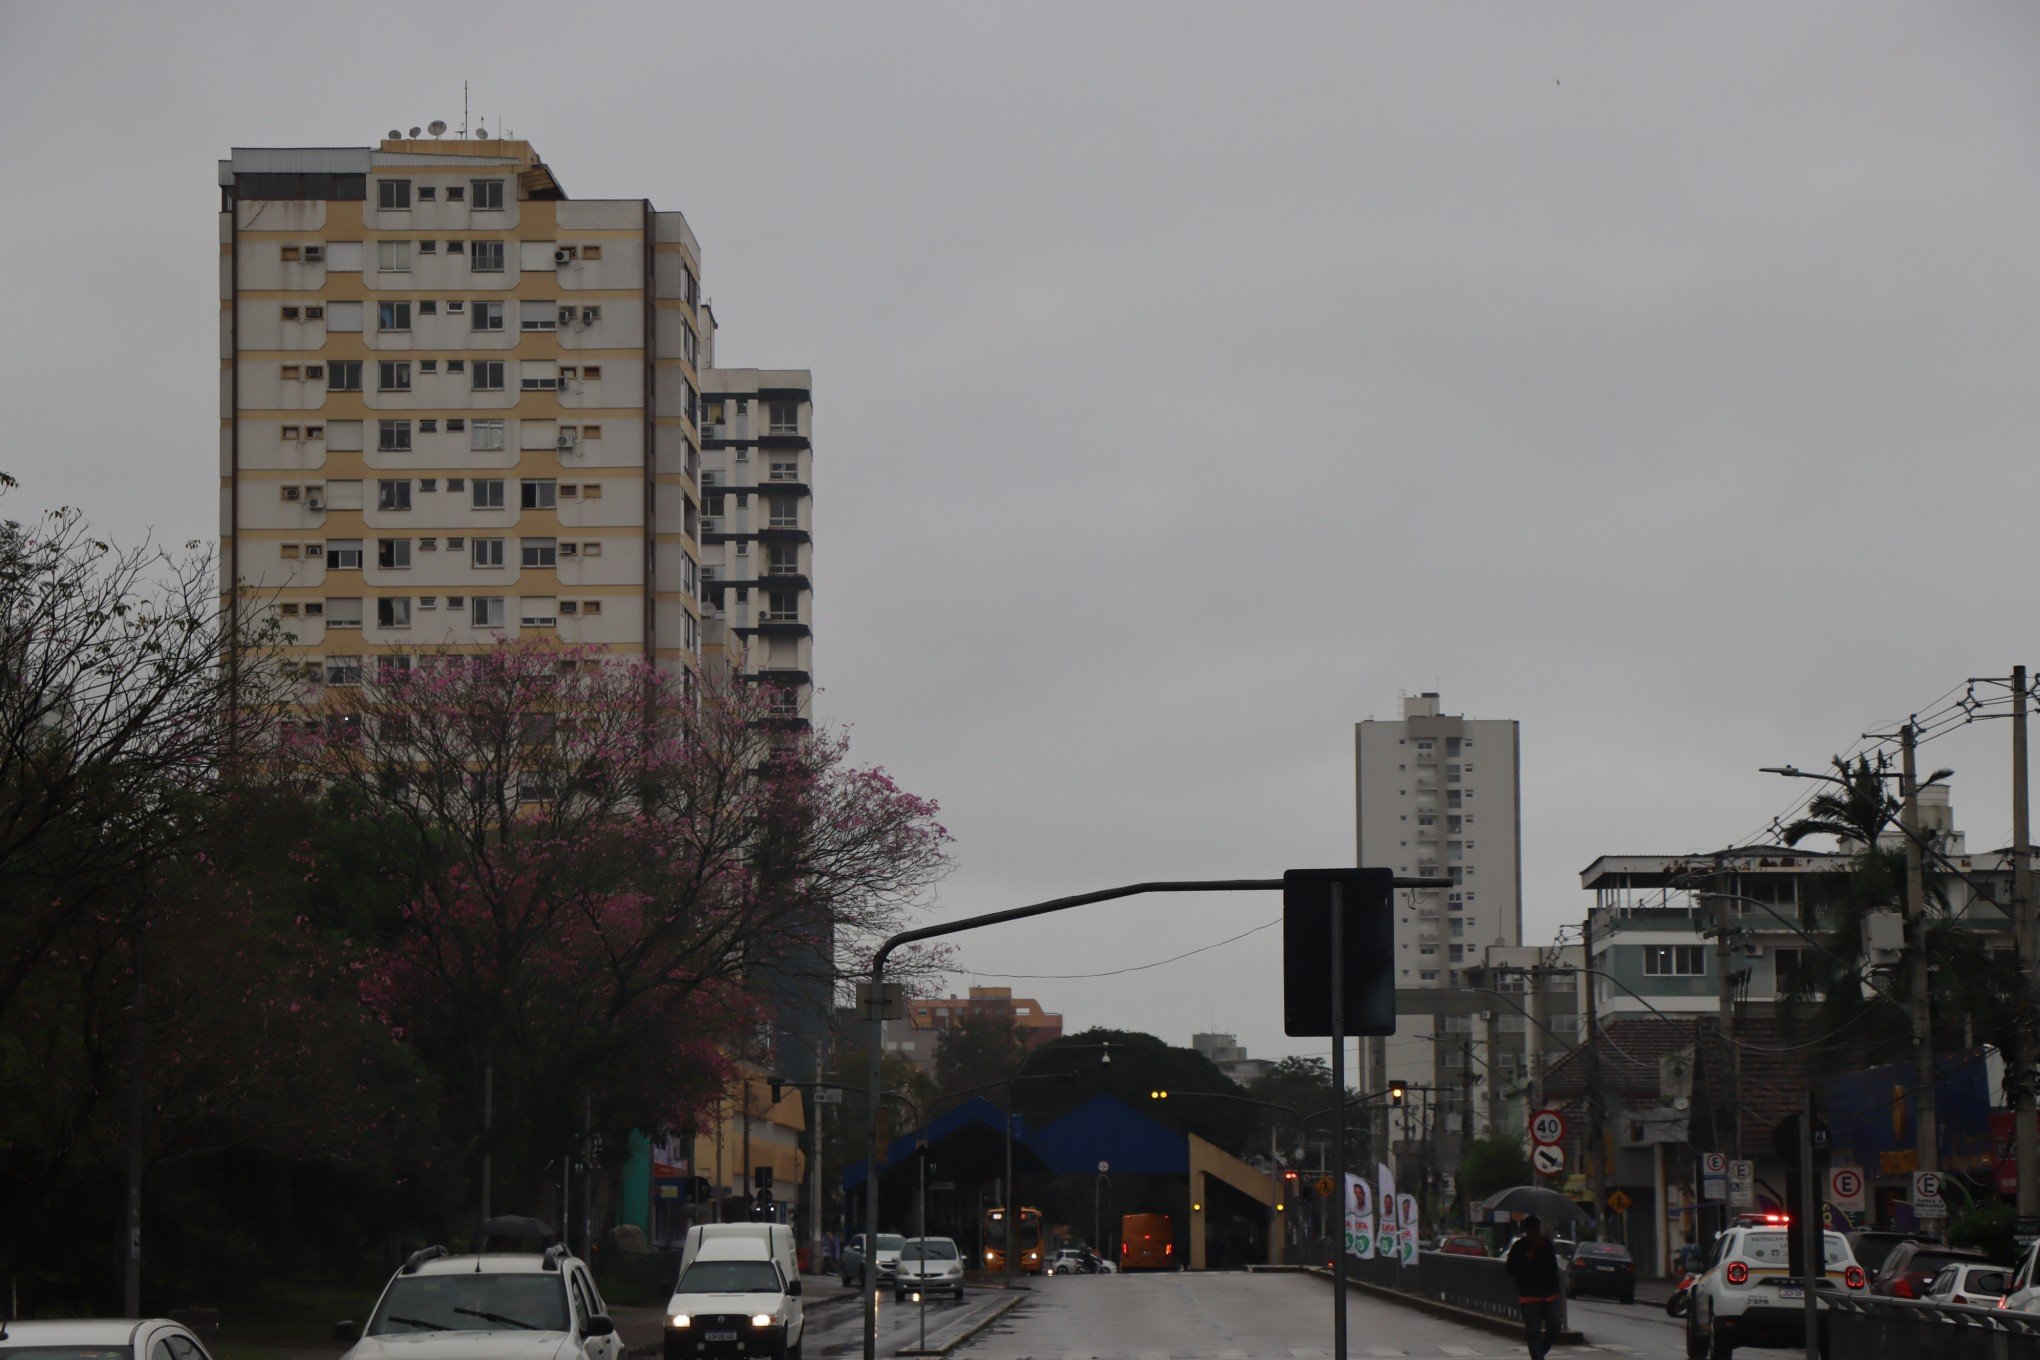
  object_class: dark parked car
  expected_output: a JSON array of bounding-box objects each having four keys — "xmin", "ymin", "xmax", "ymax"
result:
[
  {"xmin": 1847, "ymin": 1230, "xmax": 1926, "ymax": 1283},
  {"xmin": 1566, "ymin": 1242, "xmax": 1637, "ymax": 1304},
  {"xmin": 1869, "ymin": 1241, "xmax": 1991, "ymax": 1300}
]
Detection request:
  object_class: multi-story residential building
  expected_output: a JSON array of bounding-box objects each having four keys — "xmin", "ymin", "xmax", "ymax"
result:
[
  {"xmin": 1355, "ymin": 692, "xmax": 1523, "ymax": 1150},
  {"xmin": 1579, "ymin": 787, "xmax": 2009, "ymax": 1023},
  {"xmin": 880, "ymin": 987, "xmax": 1065, "ymax": 1076},
  {"xmin": 1190, "ymin": 1033, "xmax": 1271, "ymax": 1085},
  {"xmin": 219, "ymin": 134, "xmax": 709, "ymax": 681},
  {"xmin": 697, "ymin": 358, "xmax": 815, "ymax": 726}
]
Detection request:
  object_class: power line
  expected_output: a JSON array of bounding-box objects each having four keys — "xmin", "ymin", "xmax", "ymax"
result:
[{"xmin": 960, "ymin": 916, "xmax": 1280, "ymax": 981}]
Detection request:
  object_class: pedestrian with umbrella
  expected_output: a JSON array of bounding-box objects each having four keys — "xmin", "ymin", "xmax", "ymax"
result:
[{"xmin": 1503, "ymin": 1215, "xmax": 1563, "ymax": 1360}]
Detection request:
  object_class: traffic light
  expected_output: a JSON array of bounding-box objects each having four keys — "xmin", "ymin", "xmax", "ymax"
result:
[
  {"xmin": 768, "ymin": 1077, "xmax": 785, "ymax": 1104},
  {"xmin": 1388, "ymin": 1081, "xmax": 1407, "ymax": 1108},
  {"xmin": 754, "ymin": 1165, "xmax": 773, "ymax": 1193}
]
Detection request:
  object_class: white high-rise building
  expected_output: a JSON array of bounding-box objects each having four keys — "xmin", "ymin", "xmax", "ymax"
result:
[{"xmin": 1355, "ymin": 692, "xmax": 1523, "ymax": 1129}]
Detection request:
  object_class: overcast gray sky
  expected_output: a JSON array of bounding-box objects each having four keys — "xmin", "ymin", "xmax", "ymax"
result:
[{"xmin": 5, "ymin": 2, "xmax": 2039, "ymax": 1065}]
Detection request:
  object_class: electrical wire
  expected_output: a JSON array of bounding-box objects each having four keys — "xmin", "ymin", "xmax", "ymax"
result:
[{"xmin": 961, "ymin": 916, "xmax": 1280, "ymax": 981}]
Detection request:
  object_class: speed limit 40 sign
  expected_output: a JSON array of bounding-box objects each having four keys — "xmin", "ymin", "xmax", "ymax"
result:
[{"xmin": 1530, "ymin": 1109, "xmax": 1566, "ymax": 1147}]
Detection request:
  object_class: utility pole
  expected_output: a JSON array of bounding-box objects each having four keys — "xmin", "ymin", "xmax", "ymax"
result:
[
  {"xmin": 1713, "ymin": 856, "xmax": 1741, "ymax": 1161},
  {"xmin": 2013, "ymin": 666, "xmax": 2037, "ymax": 1217},
  {"xmin": 1583, "ymin": 913, "xmax": 1606, "ymax": 1239},
  {"xmin": 1525, "ymin": 965, "xmax": 1546, "ymax": 1115},
  {"xmin": 1900, "ymin": 722, "xmax": 1939, "ymax": 1174},
  {"xmin": 1483, "ymin": 1001, "xmax": 1503, "ymax": 1139},
  {"xmin": 1460, "ymin": 1033, "xmax": 1477, "ymax": 1171}
]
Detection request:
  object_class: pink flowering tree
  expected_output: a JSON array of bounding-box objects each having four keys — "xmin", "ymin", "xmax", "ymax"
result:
[{"xmin": 297, "ymin": 639, "xmax": 952, "ymax": 1206}]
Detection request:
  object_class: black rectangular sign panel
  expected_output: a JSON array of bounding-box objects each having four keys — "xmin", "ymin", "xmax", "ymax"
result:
[{"xmin": 1282, "ymin": 867, "xmax": 1397, "ymax": 1037}]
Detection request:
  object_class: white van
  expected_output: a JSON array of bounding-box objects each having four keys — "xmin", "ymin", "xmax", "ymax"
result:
[{"xmin": 666, "ymin": 1227, "xmax": 805, "ymax": 1360}]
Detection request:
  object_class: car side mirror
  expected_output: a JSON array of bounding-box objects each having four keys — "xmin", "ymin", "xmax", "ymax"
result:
[
  {"xmin": 786, "ymin": 1278, "xmax": 803, "ymax": 1296},
  {"xmin": 582, "ymin": 1315, "xmax": 616, "ymax": 1338},
  {"xmin": 333, "ymin": 1322, "xmax": 360, "ymax": 1344}
]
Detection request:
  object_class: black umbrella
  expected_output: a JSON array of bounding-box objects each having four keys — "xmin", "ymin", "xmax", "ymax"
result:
[{"xmin": 1478, "ymin": 1186, "xmax": 1592, "ymax": 1226}]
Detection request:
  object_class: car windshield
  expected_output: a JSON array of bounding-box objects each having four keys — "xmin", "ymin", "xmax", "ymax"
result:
[
  {"xmin": 1741, "ymin": 1232, "xmax": 1850, "ymax": 1267},
  {"xmin": 902, "ymin": 1241, "xmax": 959, "ymax": 1260},
  {"xmin": 1907, "ymin": 1251, "xmax": 1983, "ymax": 1275},
  {"xmin": 676, "ymin": 1261, "xmax": 782, "ymax": 1294},
  {"xmin": 369, "ymin": 1273, "xmax": 570, "ymax": 1334},
  {"xmin": 876, "ymin": 1235, "xmax": 907, "ymax": 1253},
  {"xmin": 0, "ymin": 1350, "xmax": 138, "ymax": 1360}
]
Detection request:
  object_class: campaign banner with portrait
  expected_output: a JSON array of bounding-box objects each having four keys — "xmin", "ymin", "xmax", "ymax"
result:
[{"xmin": 1343, "ymin": 1172, "xmax": 1375, "ymax": 1259}]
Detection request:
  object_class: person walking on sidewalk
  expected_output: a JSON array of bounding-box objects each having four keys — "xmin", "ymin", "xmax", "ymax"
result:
[{"xmin": 1503, "ymin": 1215, "xmax": 1563, "ymax": 1360}]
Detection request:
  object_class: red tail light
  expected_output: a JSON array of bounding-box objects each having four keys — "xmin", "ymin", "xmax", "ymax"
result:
[
  {"xmin": 1845, "ymin": 1266, "xmax": 1865, "ymax": 1290},
  {"xmin": 1726, "ymin": 1262, "xmax": 1749, "ymax": 1286},
  {"xmin": 1120, "ymin": 1242, "xmax": 1128, "ymax": 1254},
  {"xmin": 1892, "ymin": 1278, "xmax": 1916, "ymax": 1299}
]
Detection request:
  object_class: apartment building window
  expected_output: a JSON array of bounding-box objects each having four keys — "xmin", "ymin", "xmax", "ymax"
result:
[
  {"xmin": 1446, "ymin": 789, "xmax": 1463, "ymax": 809},
  {"xmin": 471, "ymin": 419, "xmax": 506, "ymax": 450},
  {"xmin": 521, "ymin": 479, "xmax": 556, "ymax": 510},
  {"xmin": 769, "ymin": 459, "xmax": 798, "ymax": 481},
  {"xmin": 325, "ymin": 540, "xmax": 363, "ymax": 570},
  {"xmin": 471, "ymin": 241, "xmax": 505, "ymax": 273},
  {"xmin": 472, "ymin": 301, "xmax": 506, "ymax": 332},
  {"xmin": 768, "ymin": 498, "xmax": 798, "ymax": 527},
  {"xmin": 377, "ymin": 539, "xmax": 411, "ymax": 570},
  {"xmin": 327, "ymin": 361, "xmax": 363, "ymax": 392},
  {"xmin": 1774, "ymin": 948, "xmax": 1809, "ymax": 992},
  {"xmin": 471, "ymin": 361, "xmax": 505, "ymax": 392},
  {"xmin": 377, "ymin": 179, "xmax": 411, "ymax": 210},
  {"xmin": 471, "ymin": 179, "xmax": 505, "ymax": 210},
  {"xmin": 377, "ymin": 364, "xmax": 412, "ymax": 394},
  {"xmin": 1642, "ymin": 945, "xmax": 1707, "ymax": 977},
  {"xmin": 523, "ymin": 301, "xmax": 558, "ymax": 332},
  {"xmin": 471, "ymin": 596, "xmax": 505, "ymax": 628},
  {"xmin": 376, "ymin": 597, "xmax": 412, "ymax": 629},
  {"xmin": 767, "ymin": 544, "xmax": 799, "ymax": 576},
  {"xmin": 521, "ymin": 538, "xmax": 556, "ymax": 568},
  {"xmin": 324, "ymin": 656, "xmax": 364, "ymax": 686},
  {"xmin": 767, "ymin": 591, "xmax": 799, "ymax": 621},
  {"xmin": 377, "ymin": 300, "xmax": 412, "ymax": 332},
  {"xmin": 445, "ymin": 185, "xmax": 465, "ymax": 202},
  {"xmin": 472, "ymin": 479, "xmax": 506, "ymax": 510},
  {"xmin": 377, "ymin": 480, "xmax": 412, "ymax": 512},
  {"xmin": 377, "ymin": 240, "xmax": 411, "ymax": 273},
  {"xmin": 471, "ymin": 538, "xmax": 505, "ymax": 568},
  {"xmin": 768, "ymin": 402, "xmax": 799, "ymax": 433},
  {"xmin": 325, "ymin": 598, "xmax": 363, "ymax": 628}
]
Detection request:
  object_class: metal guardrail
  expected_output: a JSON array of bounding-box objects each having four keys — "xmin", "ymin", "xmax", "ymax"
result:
[
  {"xmin": 1332, "ymin": 1250, "xmax": 1567, "ymax": 1333},
  {"xmin": 1826, "ymin": 1295, "xmax": 2040, "ymax": 1359}
]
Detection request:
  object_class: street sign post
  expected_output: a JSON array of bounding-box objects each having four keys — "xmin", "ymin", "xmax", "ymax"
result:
[
  {"xmin": 1829, "ymin": 1167, "xmax": 1866, "ymax": 1216},
  {"xmin": 1281, "ymin": 869, "xmax": 1397, "ymax": 1037},
  {"xmin": 1316, "ymin": 1175, "xmax": 1336, "ymax": 1198},
  {"xmin": 1702, "ymin": 1152, "xmax": 1727, "ymax": 1203},
  {"xmin": 1729, "ymin": 1160, "xmax": 1755, "ymax": 1210},
  {"xmin": 1915, "ymin": 1170, "xmax": 1947, "ymax": 1220},
  {"xmin": 1607, "ymin": 1190, "xmax": 1632, "ymax": 1215},
  {"xmin": 1529, "ymin": 1110, "xmax": 1566, "ymax": 1147},
  {"xmin": 1532, "ymin": 1144, "xmax": 1565, "ymax": 1176}
]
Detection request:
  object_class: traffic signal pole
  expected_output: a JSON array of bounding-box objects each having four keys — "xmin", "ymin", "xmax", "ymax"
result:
[{"xmin": 1330, "ymin": 878, "xmax": 1349, "ymax": 1360}]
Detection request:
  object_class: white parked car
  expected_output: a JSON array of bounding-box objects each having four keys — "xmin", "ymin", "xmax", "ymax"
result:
[
  {"xmin": 1924, "ymin": 1261, "xmax": 2009, "ymax": 1308},
  {"xmin": 893, "ymin": 1236, "xmax": 967, "ymax": 1301},
  {"xmin": 1686, "ymin": 1225, "xmax": 1864, "ymax": 1358},
  {"xmin": 0, "ymin": 1318, "xmax": 218, "ymax": 1360},
  {"xmin": 666, "ymin": 1239, "xmax": 805, "ymax": 1360},
  {"xmin": 1995, "ymin": 1238, "xmax": 2040, "ymax": 1313},
  {"xmin": 337, "ymin": 1245, "xmax": 622, "ymax": 1360}
]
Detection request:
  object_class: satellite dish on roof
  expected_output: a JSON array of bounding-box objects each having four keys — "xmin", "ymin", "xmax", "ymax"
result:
[
  {"xmin": 428, "ymin": 120, "xmax": 447, "ymax": 137},
  {"xmin": 409, "ymin": 126, "xmax": 422, "ymax": 138},
  {"xmin": 474, "ymin": 125, "xmax": 488, "ymax": 138},
  {"xmin": 387, "ymin": 129, "xmax": 402, "ymax": 139}
]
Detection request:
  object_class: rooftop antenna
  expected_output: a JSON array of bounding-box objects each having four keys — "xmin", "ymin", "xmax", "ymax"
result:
[
  {"xmin": 461, "ymin": 80, "xmax": 469, "ymax": 138},
  {"xmin": 408, "ymin": 126, "xmax": 422, "ymax": 138}
]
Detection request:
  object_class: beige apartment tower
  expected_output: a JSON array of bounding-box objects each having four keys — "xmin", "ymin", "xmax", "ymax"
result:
[
  {"xmin": 218, "ymin": 135, "xmax": 809, "ymax": 696},
  {"xmin": 1355, "ymin": 691, "xmax": 1523, "ymax": 1134}
]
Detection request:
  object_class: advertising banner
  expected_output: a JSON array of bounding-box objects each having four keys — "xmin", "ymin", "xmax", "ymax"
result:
[
  {"xmin": 1343, "ymin": 1172, "xmax": 1375, "ymax": 1260},
  {"xmin": 1397, "ymin": 1192, "xmax": 1419, "ymax": 1265},
  {"xmin": 1376, "ymin": 1163, "xmax": 1398, "ymax": 1259}
]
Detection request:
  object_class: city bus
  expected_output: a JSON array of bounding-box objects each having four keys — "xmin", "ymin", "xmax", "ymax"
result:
[
  {"xmin": 1120, "ymin": 1212, "xmax": 1175, "ymax": 1271},
  {"xmin": 981, "ymin": 1205, "xmax": 1045, "ymax": 1273}
]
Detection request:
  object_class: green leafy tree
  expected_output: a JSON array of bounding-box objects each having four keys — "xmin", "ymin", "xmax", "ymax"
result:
[
  {"xmin": 1248, "ymin": 1055, "xmax": 1339, "ymax": 1159},
  {"xmin": 1455, "ymin": 1135, "xmax": 1534, "ymax": 1206}
]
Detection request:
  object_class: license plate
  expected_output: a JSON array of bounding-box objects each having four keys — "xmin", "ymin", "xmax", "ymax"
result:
[
  {"xmin": 705, "ymin": 1330, "xmax": 738, "ymax": 1341},
  {"xmin": 1779, "ymin": 1287, "xmax": 1804, "ymax": 1299}
]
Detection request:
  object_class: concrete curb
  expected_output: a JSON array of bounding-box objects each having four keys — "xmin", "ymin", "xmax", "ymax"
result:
[
  {"xmin": 894, "ymin": 1292, "xmax": 1029, "ymax": 1357},
  {"xmin": 1303, "ymin": 1266, "xmax": 1586, "ymax": 1347}
]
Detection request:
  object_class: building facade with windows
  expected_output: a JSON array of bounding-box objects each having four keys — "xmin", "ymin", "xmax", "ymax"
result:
[
  {"xmin": 220, "ymin": 136, "xmax": 712, "ymax": 679},
  {"xmin": 698, "ymin": 357, "xmax": 815, "ymax": 726},
  {"xmin": 1355, "ymin": 692, "xmax": 1524, "ymax": 1145}
]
